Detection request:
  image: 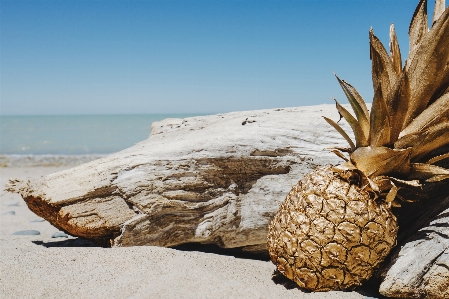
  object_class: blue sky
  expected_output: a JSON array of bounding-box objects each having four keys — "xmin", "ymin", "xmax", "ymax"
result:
[{"xmin": 0, "ymin": 0, "xmax": 442, "ymax": 115}]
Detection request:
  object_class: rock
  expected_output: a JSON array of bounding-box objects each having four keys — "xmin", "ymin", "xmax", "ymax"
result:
[
  {"xmin": 30, "ymin": 218, "xmax": 46, "ymax": 223},
  {"xmin": 12, "ymin": 230, "xmax": 40, "ymax": 236},
  {"xmin": 51, "ymin": 232, "xmax": 69, "ymax": 238}
]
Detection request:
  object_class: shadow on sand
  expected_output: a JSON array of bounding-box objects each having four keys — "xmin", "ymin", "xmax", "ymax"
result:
[
  {"xmin": 32, "ymin": 238, "xmax": 101, "ymax": 248},
  {"xmin": 270, "ymin": 269, "xmax": 389, "ymax": 299},
  {"xmin": 171, "ymin": 242, "xmax": 270, "ymax": 261}
]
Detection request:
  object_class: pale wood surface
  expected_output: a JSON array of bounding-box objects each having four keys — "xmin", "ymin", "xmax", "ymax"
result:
[{"xmin": 7, "ymin": 105, "xmax": 345, "ymax": 250}]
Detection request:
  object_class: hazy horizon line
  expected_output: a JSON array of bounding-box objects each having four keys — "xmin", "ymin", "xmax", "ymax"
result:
[{"xmin": 0, "ymin": 102, "xmax": 354, "ymax": 117}]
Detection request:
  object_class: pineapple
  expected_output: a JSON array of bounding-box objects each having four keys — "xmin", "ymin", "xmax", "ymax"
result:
[{"xmin": 267, "ymin": 0, "xmax": 449, "ymax": 291}]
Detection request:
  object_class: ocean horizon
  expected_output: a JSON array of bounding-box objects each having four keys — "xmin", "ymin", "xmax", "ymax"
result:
[{"xmin": 0, "ymin": 113, "xmax": 205, "ymax": 166}]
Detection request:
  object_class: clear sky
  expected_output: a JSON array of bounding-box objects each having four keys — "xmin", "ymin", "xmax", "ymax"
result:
[{"xmin": 0, "ymin": 0, "xmax": 442, "ymax": 115}]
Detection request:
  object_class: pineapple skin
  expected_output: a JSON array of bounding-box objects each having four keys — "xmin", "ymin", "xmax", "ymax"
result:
[{"xmin": 267, "ymin": 166, "xmax": 398, "ymax": 291}]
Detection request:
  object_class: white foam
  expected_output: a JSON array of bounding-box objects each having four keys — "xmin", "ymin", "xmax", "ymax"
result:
[{"xmin": 0, "ymin": 154, "xmax": 106, "ymax": 167}]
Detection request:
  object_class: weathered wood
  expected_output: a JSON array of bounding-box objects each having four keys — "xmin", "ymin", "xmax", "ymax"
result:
[
  {"xmin": 378, "ymin": 190, "xmax": 449, "ymax": 299},
  {"xmin": 6, "ymin": 105, "xmax": 345, "ymax": 250},
  {"xmin": 379, "ymin": 211, "xmax": 449, "ymax": 298}
]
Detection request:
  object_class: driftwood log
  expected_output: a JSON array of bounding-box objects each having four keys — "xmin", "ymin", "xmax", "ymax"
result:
[
  {"xmin": 7, "ymin": 105, "xmax": 344, "ymax": 250},
  {"xmin": 379, "ymin": 184, "xmax": 449, "ymax": 298},
  {"xmin": 6, "ymin": 105, "xmax": 449, "ymax": 298}
]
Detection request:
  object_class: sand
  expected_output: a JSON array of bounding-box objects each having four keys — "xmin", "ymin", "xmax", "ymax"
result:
[{"xmin": 0, "ymin": 167, "xmax": 378, "ymax": 299}]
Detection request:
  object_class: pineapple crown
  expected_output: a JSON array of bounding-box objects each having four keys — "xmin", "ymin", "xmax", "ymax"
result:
[{"xmin": 327, "ymin": 0, "xmax": 449, "ymax": 206}]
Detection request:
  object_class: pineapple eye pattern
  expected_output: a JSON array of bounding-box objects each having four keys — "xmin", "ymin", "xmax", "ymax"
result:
[{"xmin": 268, "ymin": 166, "xmax": 397, "ymax": 291}]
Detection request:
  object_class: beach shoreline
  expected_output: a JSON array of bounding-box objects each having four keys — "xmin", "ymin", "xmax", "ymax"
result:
[{"xmin": 0, "ymin": 155, "xmax": 106, "ymax": 167}]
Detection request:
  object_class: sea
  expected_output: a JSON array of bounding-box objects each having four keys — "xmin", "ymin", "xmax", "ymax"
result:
[{"xmin": 0, "ymin": 114, "xmax": 202, "ymax": 167}]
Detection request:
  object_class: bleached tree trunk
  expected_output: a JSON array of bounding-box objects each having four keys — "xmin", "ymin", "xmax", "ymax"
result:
[{"xmin": 7, "ymin": 105, "xmax": 344, "ymax": 251}]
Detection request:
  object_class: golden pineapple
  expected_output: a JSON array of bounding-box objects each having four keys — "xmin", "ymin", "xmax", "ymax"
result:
[{"xmin": 267, "ymin": 0, "xmax": 449, "ymax": 291}]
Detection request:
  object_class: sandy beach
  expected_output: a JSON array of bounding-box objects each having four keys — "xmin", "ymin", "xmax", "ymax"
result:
[{"xmin": 0, "ymin": 166, "xmax": 380, "ymax": 299}]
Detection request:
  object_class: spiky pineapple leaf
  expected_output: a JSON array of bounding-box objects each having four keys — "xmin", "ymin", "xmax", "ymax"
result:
[
  {"xmin": 367, "ymin": 177, "xmax": 381, "ymax": 193},
  {"xmin": 428, "ymin": 152, "xmax": 449, "ymax": 164},
  {"xmin": 400, "ymin": 92, "xmax": 449, "ymax": 137},
  {"xmin": 398, "ymin": 196, "xmax": 420, "ymax": 203},
  {"xmin": 341, "ymin": 81, "xmax": 370, "ymax": 120},
  {"xmin": 370, "ymin": 85, "xmax": 391, "ymax": 146},
  {"xmin": 334, "ymin": 100, "xmax": 369, "ymax": 147},
  {"xmin": 323, "ymin": 117, "xmax": 356, "ymax": 151},
  {"xmin": 371, "ymin": 176, "xmax": 393, "ymax": 192},
  {"xmin": 387, "ymin": 72, "xmax": 412, "ymax": 143},
  {"xmin": 370, "ymin": 29, "xmax": 397, "ymax": 103},
  {"xmin": 411, "ymin": 163, "xmax": 449, "ymax": 175},
  {"xmin": 395, "ymin": 122, "xmax": 449, "ymax": 160},
  {"xmin": 410, "ymin": 163, "xmax": 449, "ymax": 182},
  {"xmin": 330, "ymin": 149, "xmax": 349, "ymax": 162},
  {"xmin": 389, "ymin": 177, "xmax": 422, "ymax": 188},
  {"xmin": 332, "ymin": 161, "xmax": 358, "ymax": 174},
  {"xmin": 350, "ymin": 146, "xmax": 412, "ymax": 178},
  {"xmin": 389, "ymin": 24, "xmax": 402, "ymax": 76},
  {"xmin": 407, "ymin": 0, "xmax": 428, "ymax": 69},
  {"xmin": 386, "ymin": 183, "xmax": 399, "ymax": 203},
  {"xmin": 334, "ymin": 75, "xmax": 370, "ymax": 139},
  {"xmin": 330, "ymin": 147, "xmax": 353, "ymax": 153},
  {"xmin": 390, "ymin": 199, "xmax": 402, "ymax": 207},
  {"xmin": 390, "ymin": 179, "xmax": 423, "ymax": 204},
  {"xmin": 403, "ymin": 6, "xmax": 449, "ymax": 127},
  {"xmin": 432, "ymin": 0, "xmax": 446, "ymax": 26},
  {"xmin": 427, "ymin": 175, "xmax": 449, "ymax": 182}
]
